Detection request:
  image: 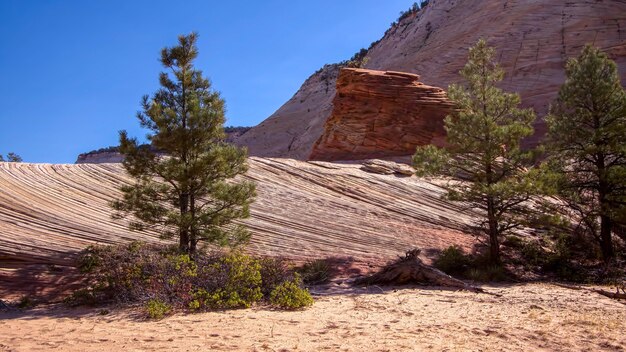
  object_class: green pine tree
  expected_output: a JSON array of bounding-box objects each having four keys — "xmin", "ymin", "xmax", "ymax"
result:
[
  {"xmin": 413, "ymin": 39, "xmax": 547, "ymax": 265},
  {"xmin": 0, "ymin": 152, "xmax": 22, "ymax": 162},
  {"xmin": 111, "ymin": 33, "xmax": 256, "ymax": 255},
  {"xmin": 545, "ymin": 45, "xmax": 626, "ymax": 262}
]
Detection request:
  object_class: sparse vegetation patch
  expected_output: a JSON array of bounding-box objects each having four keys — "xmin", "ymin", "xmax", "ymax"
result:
[{"xmin": 71, "ymin": 242, "xmax": 314, "ymax": 318}]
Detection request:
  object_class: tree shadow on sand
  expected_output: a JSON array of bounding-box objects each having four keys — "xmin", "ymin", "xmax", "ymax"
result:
[{"xmin": 0, "ymin": 249, "xmax": 96, "ymax": 319}]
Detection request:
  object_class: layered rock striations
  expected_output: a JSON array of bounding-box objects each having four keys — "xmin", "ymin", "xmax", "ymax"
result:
[
  {"xmin": 309, "ymin": 68, "xmax": 454, "ymax": 161},
  {"xmin": 236, "ymin": 0, "xmax": 626, "ymax": 159},
  {"xmin": 0, "ymin": 158, "xmax": 476, "ymax": 268}
]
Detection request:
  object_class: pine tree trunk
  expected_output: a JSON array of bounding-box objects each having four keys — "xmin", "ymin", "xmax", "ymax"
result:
[
  {"xmin": 597, "ymin": 155, "xmax": 614, "ymax": 262},
  {"xmin": 600, "ymin": 214, "xmax": 614, "ymax": 261},
  {"xmin": 179, "ymin": 193, "xmax": 190, "ymax": 253},
  {"xmin": 190, "ymin": 238, "xmax": 197, "ymax": 255},
  {"xmin": 487, "ymin": 197, "xmax": 501, "ymax": 265},
  {"xmin": 189, "ymin": 194, "xmax": 197, "ymax": 255}
]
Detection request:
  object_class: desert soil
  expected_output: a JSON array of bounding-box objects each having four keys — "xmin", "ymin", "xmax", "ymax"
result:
[{"xmin": 1, "ymin": 283, "xmax": 624, "ymax": 352}]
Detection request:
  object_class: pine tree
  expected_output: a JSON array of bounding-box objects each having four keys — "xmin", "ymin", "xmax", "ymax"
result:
[
  {"xmin": 111, "ymin": 33, "xmax": 256, "ymax": 255},
  {"xmin": 0, "ymin": 152, "xmax": 22, "ymax": 162},
  {"xmin": 413, "ymin": 39, "xmax": 546, "ymax": 265},
  {"xmin": 545, "ymin": 45, "xmax": 626, "ymax": 262}
]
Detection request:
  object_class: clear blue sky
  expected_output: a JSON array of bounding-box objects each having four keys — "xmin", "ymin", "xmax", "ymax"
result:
[{"xmin": 0, "ymin": 0, "xmax": 414, "ymax": 163}]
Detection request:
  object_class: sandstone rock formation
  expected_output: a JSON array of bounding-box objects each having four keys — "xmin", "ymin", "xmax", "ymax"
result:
[
  {"xmin": 75, "ymin": 151, "xmax": 124, "ymax": 164},
  {"xmin": 309, "ymin": 68, "xmax": 453, "ymax": 161},
  {"xmin": 0, "ymin": 159, "xmax": 476, "ymax": 266},
  {"xmin": 233, "ymin": 65, "xmax": 342, "ymax": 160},
  {"xmin": 236, "ymin": 0, "xmax": 626, "ymax": 159}
]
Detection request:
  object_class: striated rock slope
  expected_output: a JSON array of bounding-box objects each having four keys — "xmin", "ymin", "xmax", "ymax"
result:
[
  {"xmin": 309, "ymin": 68, "xmax": 454, "ymax": 161},
  {"xmin": 0, "ymin": 159, "xmax": 476, "ymax": 269},
  {"xmin": 237, "ymin": 0, "xmax": 626, "ymax": 159}
]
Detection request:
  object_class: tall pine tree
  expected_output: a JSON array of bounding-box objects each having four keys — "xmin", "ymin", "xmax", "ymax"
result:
[
  {"xmin": 545, "ymin": 45, "xmax": 626, "ymax": 262},
  {"xmin": 413, "ymin": 39, "xmax": 546, "ymax": 264},
  {"xmin": 111, "ymin": 33, "xmax": 256, "ymax": 255}
]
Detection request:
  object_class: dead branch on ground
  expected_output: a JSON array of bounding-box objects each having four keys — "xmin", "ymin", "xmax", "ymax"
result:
[{"xmin": 354, "ymin": 249, "xmax": 491, "ymax": 294}]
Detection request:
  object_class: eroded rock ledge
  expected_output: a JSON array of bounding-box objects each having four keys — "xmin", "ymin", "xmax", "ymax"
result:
[{"xmin": 309, "ymin": 68, "xmax": 454, "ymax": 161}]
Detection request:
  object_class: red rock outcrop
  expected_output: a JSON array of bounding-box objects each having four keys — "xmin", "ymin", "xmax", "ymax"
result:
[
  {"xmin": 309, "ymin": 68, "xmax": 454, "ymax": 161},
  {"xmin": 235, "ymin": 0, "xmax": 626, "ymax": 159}
]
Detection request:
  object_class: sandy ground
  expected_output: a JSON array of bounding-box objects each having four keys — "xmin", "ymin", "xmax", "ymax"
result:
[{"xmin": 1, "ymin": 283, "xmax": 625, "ymax": 352}]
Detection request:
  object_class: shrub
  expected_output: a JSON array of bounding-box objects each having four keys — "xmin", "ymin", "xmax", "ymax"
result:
[
  {"xmin": 73, "ymin": 242, "xmax": 314, "ymax": 313},
  {"xmin": 433, "ymin": 246, "xmax": 510, "ymax": 282},
  {"xmin": 553, "ymin": 262, "xmax": 587, "ymax": 282},
  {"xmin": 397, "ymin": 2, "xmax": 421, "ymax": 23},
  {"xmin": 600, "ymin": 265, "xmax": 626, "ymax": 286},
  {"xmin": 191, "ymin": 252, "xmax": 263, "ymax": 310},
  {"xmin": 77, "ymin": 245, "xmax": 103, "ymax": 273},
  {"xmin": 76, "ymin": 242, "xmax": 192, "ymax": 304},
  {"xmin": 433, "ymin": 246, "xmax": 471, "ymax": 276},
  {"xmin": 64, "ymin": 288, "xmax": 99, "ymax": 307},
  {"xmin": 541, "ymin": 234, "xmax": 592, "ymax": 282},
  {"xmin": 17, "ymin": 295, "xmax": 36, "ymax": 309},
  {"xmin": 520, "ymin": 241, "xmax": 546, "ymax": 267},
  {"xmin": 269, "ymin": 275, "xmax": 314, "ymax": 310},
  {"xmin": 503, "ymin": 235, "xmax": 524, "ymax": 249},
  {"xmin": 510, "ymin": 233, "xmax": 595, "ymax": 282},
  {"xmin": 297, "ymin": 259, "xmax": 331, "ymax": 285},
  {"xmin": 466, "ymin": 265, "xmax": 509, "ymax": 282},
  {"xmin": 145, "ymin": 299, "xmax": 171, "ymax": 320},
  {"xmin": 223, "ymin": 126, "xmax": 252, "ymax": 134},
  {"xmin": 518, "ymin": 235, "xmax": 580, "ymax": 278},
  {"xmin": 342, "ymin": 48, "xmax": 370, "ymax": 68},
  {"xmin": 259, "ymin": 257, "xmax": 293, "ymax": 296}
]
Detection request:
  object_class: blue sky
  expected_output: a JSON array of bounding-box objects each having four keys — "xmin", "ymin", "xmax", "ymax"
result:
[{"xmin": 0, "ymin": 0, "xmax": 414, "ymax": 163}]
